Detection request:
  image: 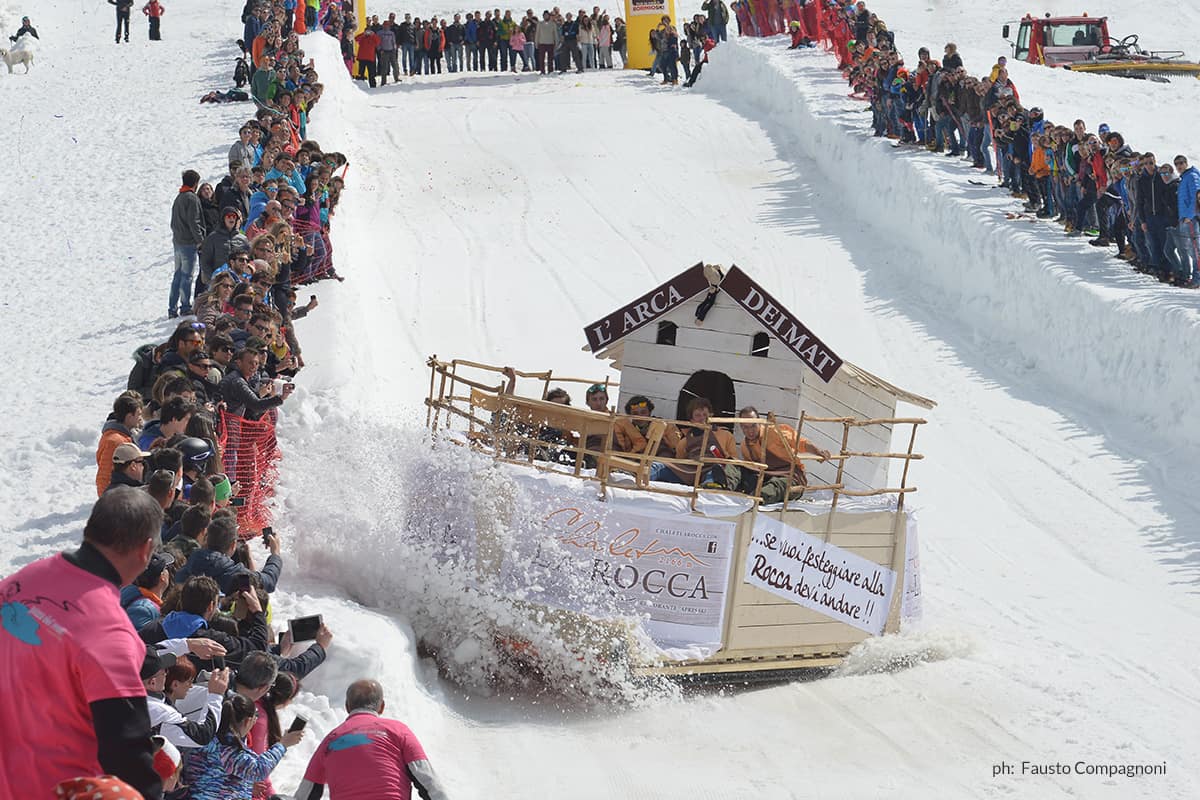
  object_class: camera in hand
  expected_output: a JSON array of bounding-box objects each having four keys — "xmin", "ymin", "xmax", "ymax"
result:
[
  {"xmin": 262, "ymin": 526, "xmax": 273, "ymax": 548},
  {"xmin": 287, "ymin": 715, "xmax": 308, "ymax": 733},
  {"xmin": 231, "ymin": 573, "xmax": 253, "ymax": 594},
  {"xmin": 230, "ymin": 496, "xmax": 246, "ymax": 507},
  {"xmin": 212, "ymin": 655, "xmax": 225, "ymax": 670},
  {"xmin": 288, "ymin": 614, "xmax": 323, "ymax": 642}
]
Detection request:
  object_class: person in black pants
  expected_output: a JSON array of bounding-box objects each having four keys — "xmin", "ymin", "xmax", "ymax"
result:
[{"xmin": 110, "ymin": 0, "xmax": 134, "ymax": 43}]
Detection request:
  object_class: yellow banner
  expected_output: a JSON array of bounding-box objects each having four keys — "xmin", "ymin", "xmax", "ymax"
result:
[{"xmin": 623, "ymin": 0, "xmax": 677, "ymax": 70}]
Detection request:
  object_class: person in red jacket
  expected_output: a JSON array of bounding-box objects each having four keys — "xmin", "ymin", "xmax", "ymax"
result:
[
  {"xmin": 142, "ymin": 0, "xmax": 164, "ymax": 40},
  {"xmin": 355, "ymin": 27, "xmax": 381, "ymax": 87}
]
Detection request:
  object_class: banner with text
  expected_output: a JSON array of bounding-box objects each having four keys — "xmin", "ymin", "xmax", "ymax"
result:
[
  {"xmin": 745, "ymin": 517, "xmax": 896, "ymax": 635},
  {"xmin": 501, "ymin": 484, "xmax": 737, "ymax": 650}
]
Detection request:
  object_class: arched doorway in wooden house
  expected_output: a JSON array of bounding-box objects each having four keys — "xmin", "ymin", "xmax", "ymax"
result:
[{"xmin": 677, "ymin": 370, "xmax": 736, "ymax": 429}]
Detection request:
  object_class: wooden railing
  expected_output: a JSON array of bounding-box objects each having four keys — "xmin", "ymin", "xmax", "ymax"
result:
[{"xmin": 424, "ymin": 356, "xmax": 925, "ymax": 512}]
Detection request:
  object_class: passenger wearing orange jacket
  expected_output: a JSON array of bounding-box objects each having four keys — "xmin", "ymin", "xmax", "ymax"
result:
[
  {"xmin": 662, "ymin": 398, "xmax": 740, "ymax": 489},
  {"xmin": 614, "ymin": 396, "xmax": 682, "ymax": 456},
  {"xmin": 96, "ymin": 394, "xmax": 143, "ymax": 496},
  {"xmin": 737, "ymin": 406, "xmax": 830, "ymax": 505}
]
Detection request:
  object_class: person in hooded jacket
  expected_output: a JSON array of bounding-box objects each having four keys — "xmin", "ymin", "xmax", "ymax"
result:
[
  {"xmin": 199, "ymin": 208, "xmax": 250, "ymax": 291},
  {"xmin": 97, "ymin": 393, "xmax": 143, "ymax": 496},
  {"xmin": 216, "ymin": 169, "xmax": 253, "ymax": 230}
]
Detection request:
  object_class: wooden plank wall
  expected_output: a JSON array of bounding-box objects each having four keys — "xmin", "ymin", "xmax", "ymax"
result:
[
  {"xmin": 611, "ymin": 294, "xmax": 899, "ymax": 491},
  {"xmin": 720, "ymin": 508, "xmax": 906, "ymax": 656}
]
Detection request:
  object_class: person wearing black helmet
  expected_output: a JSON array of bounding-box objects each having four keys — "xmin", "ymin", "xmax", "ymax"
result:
[{"xmin": 176, "ymin": 436, "xmax": 214, "ymax": 497}]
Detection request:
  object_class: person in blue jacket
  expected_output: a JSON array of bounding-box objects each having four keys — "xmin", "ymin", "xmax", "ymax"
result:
[
  {"xmin": 464, "ymin": 12, "xmax": 480, "ymax": 70},
  {"xmin": 1173, "ymin": 154, "xmax": 1200, "ymax": 286},
  {"xmin": 121, "ymin": 552, "xmax": 171, "ymax": 631}
]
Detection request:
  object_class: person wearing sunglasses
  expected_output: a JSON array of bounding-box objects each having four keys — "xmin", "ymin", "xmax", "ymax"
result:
[
  {"xmin": 198, "ymin": 208, "xmax": 249, "ymax": 296},
  {"xmin": 247, "ymin": 179, "xmax": 279, "ymax": 225},
  {"xmin": 194, "ymin": 276, "xmax": 237, "ymax": 328},
  {"xmin": 108, "ymin": 442, "xmax": 152, "ymax": 491},
  {"xmin": 207, "ymin": 333, "xmax": 237, "ymax": 372},
  {"xmin": 154, "ymin": 322, "xmax": 207, "ymax": 379}
]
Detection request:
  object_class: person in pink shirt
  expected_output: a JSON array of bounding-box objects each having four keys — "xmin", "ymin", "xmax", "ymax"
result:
[
  {"xmin": 0, "ymin": 487, "xmax": 165, "ymax": 798},
  {"xmin": 294, "ymin": 679, "xmax": 449, "ymax": 800},
  {"xmin": 248, "ymin": 671, "xmax": 303, "ymax": 799}
]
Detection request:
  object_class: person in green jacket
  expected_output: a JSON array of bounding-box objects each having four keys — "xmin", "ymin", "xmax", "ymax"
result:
[
  {"xmin": 251, "ymin": 57, "xmax": 280, "ymax": 104},
  {"xmin": 498, "ymin": 10, "xmax": 517, "ymax": 71}
]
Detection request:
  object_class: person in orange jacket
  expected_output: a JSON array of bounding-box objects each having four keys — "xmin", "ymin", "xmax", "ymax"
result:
[
  {"xmin": 737, "ymin": 406, "xmax": 830, "ymax": 504},
  {"xmin": 96, "ymin": 393, "xmax": 144, "ymax": 496},
  {"xmin": 660, "ymin": 398, "xmax": 739, "ymax": 489}
]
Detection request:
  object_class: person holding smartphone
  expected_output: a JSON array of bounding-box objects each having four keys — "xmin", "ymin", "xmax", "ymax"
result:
[
  {"xmin": 174, "ymin": 515, "xmax": 283, "ymax": 596},
  {"xmin": 247, "ymin": 671, "xmax": 303, "ymax": 800}
]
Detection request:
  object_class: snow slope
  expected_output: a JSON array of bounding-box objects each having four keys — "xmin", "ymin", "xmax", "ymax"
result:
[{"xmin": 2, "ymin": 1, "xmax": 1199, "ymax": 798}]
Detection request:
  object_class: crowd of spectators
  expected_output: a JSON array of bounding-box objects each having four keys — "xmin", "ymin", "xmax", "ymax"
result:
[
  {"xmin": 0, "ymin": 2, "xmax": 449, "ymax": 798},
  {"xmin": 348, "ymin": 7, "xmax": 627, "ymax": 83},
  {"xmin": 308, "ymin": 2, "xmax": 729, "ymax": 87},
  {"xmin": 810, "ymin": 1, "xmax": 1200, "ymax": 287}
]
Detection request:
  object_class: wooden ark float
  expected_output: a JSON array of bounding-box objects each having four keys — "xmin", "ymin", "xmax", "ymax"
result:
[{"xmin": 424, "ymin": 263, "xmax": 936, "ymax": 678}]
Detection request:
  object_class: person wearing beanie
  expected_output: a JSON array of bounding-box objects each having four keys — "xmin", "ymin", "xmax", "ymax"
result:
[{"xmin": 198, "ymin": 207, "xmax": 250, "ymax": 294}]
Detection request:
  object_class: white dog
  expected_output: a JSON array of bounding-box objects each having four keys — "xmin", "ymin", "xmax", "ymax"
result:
[{"xmin": 1, "ymin": 34, "xmax": 35, "ymax": 74}]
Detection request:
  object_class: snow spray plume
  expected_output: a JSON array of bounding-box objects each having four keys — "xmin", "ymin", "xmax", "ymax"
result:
[
  {"xmin": 283, "ymin": 412, "xmax": 678, "ymax": 706},
  {"xmin": 834, "ymin": 629, "xmax": 976, "ymax": 677}
]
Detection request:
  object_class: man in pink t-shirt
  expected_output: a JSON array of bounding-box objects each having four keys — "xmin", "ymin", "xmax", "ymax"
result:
[
  {"xmin": 0, "ymin": 487, "xmax": 165, "ymax": 798},
  {"xmin": 294, "ymin": 679, "xmax": 449, "ymax": 800}
]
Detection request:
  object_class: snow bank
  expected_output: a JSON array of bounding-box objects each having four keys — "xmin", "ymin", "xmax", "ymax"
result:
[{"xmin": 698, "ymin": 38, "xmax": 1200, "ymax": 447}]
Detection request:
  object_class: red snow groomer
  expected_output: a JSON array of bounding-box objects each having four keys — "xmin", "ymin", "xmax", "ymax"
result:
[{"xmin": 1001, "ymin": 13, "xmax": 1200, "ymax": 81}]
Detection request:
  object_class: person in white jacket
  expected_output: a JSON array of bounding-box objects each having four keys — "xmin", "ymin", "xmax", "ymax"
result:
[{"xmin": 143, "ymin": 650, "xmax": 230, "ymax": 751}]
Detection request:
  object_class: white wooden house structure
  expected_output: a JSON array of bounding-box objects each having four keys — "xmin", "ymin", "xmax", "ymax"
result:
[{"xmin": 584, "ymin": 263, "xmax": 935, "ymax": 492}]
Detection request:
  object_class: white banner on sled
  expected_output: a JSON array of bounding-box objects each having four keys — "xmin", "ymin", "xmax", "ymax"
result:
[
  {"xmin": 501, "ymin": 484, "xmax": 737, "ymax": 651},
  {"xmin": 745, "ymin": 517, "xmax": 896, "ymax": 635}
]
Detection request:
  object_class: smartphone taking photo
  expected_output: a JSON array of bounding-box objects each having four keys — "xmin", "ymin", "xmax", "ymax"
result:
[{"xmin": 287, "ymin": 715, "xmax": 308, "ymax": 733}]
